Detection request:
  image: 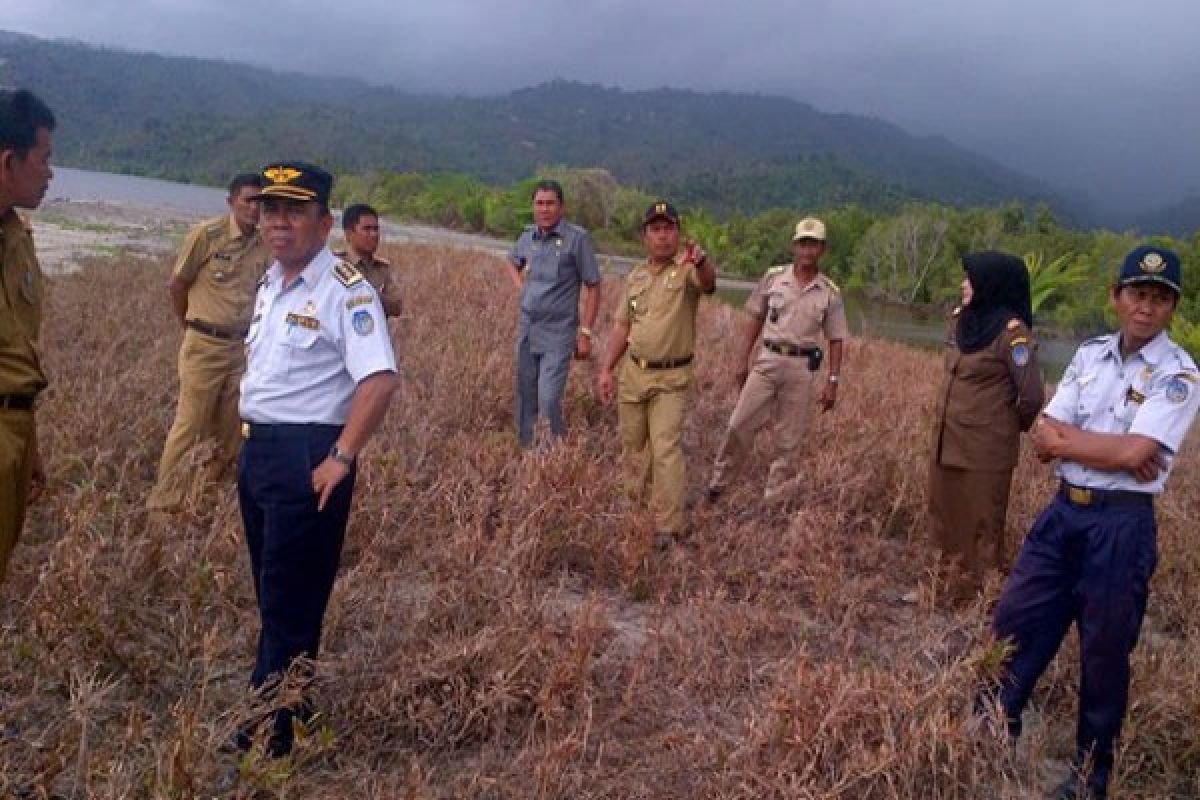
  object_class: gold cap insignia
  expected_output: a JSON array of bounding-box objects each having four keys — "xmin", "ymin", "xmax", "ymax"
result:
[
  {"xmin": 264, "ymin": 166, "xmax": 303, "ymax": 184},
  {"xmin": 1140, "ymin": 252, "xmax": 1165, "ymax": 273}
]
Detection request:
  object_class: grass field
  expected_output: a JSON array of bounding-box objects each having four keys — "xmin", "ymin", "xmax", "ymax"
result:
[{"xmin": 2, "ymin": 244, "xmax": 1197, "ymax": 799}]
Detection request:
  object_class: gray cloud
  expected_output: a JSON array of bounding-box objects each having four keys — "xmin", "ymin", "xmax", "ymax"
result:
[{"xmin": 7, "ymin": 0, "xmax": 1200, "ymax": 219}]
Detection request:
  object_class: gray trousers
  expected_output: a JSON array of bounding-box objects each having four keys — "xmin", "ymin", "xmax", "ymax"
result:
[{"xmin": 515, "ymin": 332, "xmax": 573, "ymax": 448}]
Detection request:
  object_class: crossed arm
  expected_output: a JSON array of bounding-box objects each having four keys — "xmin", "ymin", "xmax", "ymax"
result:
[{"xmin": 1033, "ymin": 416, "xmax": 1164, "ymax": 482}]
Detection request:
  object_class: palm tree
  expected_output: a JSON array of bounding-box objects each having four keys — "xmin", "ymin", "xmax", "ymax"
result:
[{"xmin": 1023, "ymin": 252, "xmax": 1089, "ymax": 314}]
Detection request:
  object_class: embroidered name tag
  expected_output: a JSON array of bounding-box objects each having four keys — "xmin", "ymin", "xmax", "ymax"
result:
[
  {"xmin": 285, "ymin": 312, "xmax": 320, "ymax": 330},
  {"xmin": 346, "ymin": 294, "xmax": 374, "ymax": 309}
]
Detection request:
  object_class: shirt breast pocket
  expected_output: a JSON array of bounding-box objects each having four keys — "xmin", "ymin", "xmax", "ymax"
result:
[
  {"xmin": 556, "ymin": 250, "xmax": 578, "ymax": 282},
  {"xmin": 627, "ymin": 284, "xmax": 651, "ymax": 319},
  {"xmin": 767, "ymin": 293, "xmax": 786, "ymax": 324},
  {"xmin": 276, "ymin": 326, "xmax": 322, "ymax": 377}
]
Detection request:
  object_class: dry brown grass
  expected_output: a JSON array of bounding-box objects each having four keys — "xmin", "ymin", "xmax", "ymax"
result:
[{"xmin": 1, "ymin": 243, "xmax": 1197, "ymax": 799}]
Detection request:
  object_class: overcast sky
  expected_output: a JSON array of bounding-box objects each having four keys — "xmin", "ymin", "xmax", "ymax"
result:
[{"xmin": 5, "ymin": 0, "xmax": 1199, "ymax": 218}]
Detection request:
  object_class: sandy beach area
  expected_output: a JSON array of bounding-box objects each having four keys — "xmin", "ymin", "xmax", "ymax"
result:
[{"xmin": 27, "ymin": 199, "xmax": 201, "ymax": 274}]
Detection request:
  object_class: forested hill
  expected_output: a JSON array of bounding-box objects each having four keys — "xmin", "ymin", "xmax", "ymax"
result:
[{"xmin": 1, "ymin": 30, "xmax": 1072, "ymax": 218}]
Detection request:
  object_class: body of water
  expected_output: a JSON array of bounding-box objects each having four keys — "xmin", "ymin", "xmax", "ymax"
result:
[
  {"xmin": 48, "ymin": 166, "xmax": 229, "ymax": 215},
  {"xmin": 49, "ymin": 166, "xmax": 1077, "ymax": 375}
]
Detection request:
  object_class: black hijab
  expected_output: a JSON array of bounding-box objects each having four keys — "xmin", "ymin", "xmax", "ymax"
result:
[{"xmin": 956, "ymin": 250, "xmax": 1034, "ymax": 354}]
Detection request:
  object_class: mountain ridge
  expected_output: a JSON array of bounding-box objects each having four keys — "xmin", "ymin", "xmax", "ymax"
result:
[{"xmin": 1, "ymin": 30, "xmax": 1092, "ymax": 223}]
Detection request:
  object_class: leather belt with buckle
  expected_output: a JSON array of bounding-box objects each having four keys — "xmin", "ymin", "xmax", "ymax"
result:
[
  {"xmin": 630, "ymin": 353, "xmax": 693, "ymax": 370},
  {"xmin": 1059, "ymin": 480, "xmax": 1152, "ymax": 508},
  {"xmin": 241, "ymin": 421, "xmax": 342, "ymax": 440},
  {"xmin": 763, "ymin": 340, "xmax": 817, "ymax": 357},
  {"xmin": 0, "ymin": 394, "xmax": 36, "ymax": 411},
  {"xmin": 186, "ymin": 319, "xmax": 249, "ymax": 341}
]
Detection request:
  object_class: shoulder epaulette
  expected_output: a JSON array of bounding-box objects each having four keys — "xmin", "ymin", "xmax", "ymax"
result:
[
  {"xmin": 333, "ymin": 260, "xmax": 365, "ymax": 288},
  {"xmin": 1080, "ymin": 334, "xmax": 1109, "ymax": 347},
  {"xmin": 950, "ymin": 306, "xmax": 962, "ymax": 318},
  {"xmin": 820, "ymin": 274, "xmax": 841, "ymax": 293},
  {"xmin": 332, "ymin": 248, "xmax": 348, "ymax": 258},
  {"xmin": 374, "ymin": 255, "xmax": 391, "ymax": 267},
  {"xmin": 765, "ymin": 265, "xmax": 788, "ymax": 277}
]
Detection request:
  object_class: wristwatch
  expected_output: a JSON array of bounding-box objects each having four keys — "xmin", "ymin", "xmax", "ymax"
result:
[
  {"xmin": 579, "ymin": 327, "xmax": 594, "ymax": 339},
  {"xmin": 330, "ymin": 443, "xmax": 356, "ymax": 466},
  {"xmin": 828, "ymin": 374, "xmax": 840, "ymax": 384}
]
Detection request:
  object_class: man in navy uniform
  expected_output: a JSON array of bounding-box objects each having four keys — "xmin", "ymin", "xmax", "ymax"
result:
[
  {"xmin": 985, "ymin": 245, "xmax": 1199, "ymax": 799},
  {"xmin": 235, "ymin": 161, "xmax": 398, "ymax": 757}
]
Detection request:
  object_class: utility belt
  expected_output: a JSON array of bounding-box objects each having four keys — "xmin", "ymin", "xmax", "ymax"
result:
[
  {"xmin": 240, "ymin": 422, "xmax": 343, "ymax": 441},
  {"xmin": 0, "ymin": 393, "xmax": 36, "ymax": 412},
  {"xmin": 1059, "ymin": 480, "xmax": 1153, "ymax": 509},
  {"xmin": 629, "ymin": 352, "xmax": 693, "ymax": 370},
  {"xmin": 763, "ymin": 340, "xmax": 823, "ymax": 371},
  {"xmin": 186, "ymin": 319, "xmax": 249, "ymax": 341}
]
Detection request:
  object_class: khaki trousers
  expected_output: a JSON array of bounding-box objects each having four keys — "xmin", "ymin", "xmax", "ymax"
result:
[
  {"xmin": 147, "ymin": 329, "xmax": 245, "ymax": 510},
  {"xmin": 617, "ymin": 361, "xmax": 690, "ymax": 534},
  {"xmin": 710, "ymin": 355, "xmax": 814, "ymax": 496},
  {"xmin": 0, "ymin": 409, "xmax": 35, "ymax": 581}
]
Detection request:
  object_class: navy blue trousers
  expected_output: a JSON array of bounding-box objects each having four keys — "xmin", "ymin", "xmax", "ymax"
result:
[
  {"xmin": 993, "ymin": 493, "xmax": 1157, "ymax": 779},
  {"xmin": 237, "ymin": 424, "xmax": 356, "ymax": 690}
]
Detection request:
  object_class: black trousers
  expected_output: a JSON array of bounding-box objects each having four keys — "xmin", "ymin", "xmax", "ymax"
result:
[{"xmin": 237, "ymin": 424, "xmax": 356, "ymax": 690}]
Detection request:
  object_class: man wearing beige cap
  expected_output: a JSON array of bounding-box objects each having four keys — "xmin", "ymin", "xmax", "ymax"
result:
[{"xmin": 706, "ymin": 216, "xmax": 848, "ymax": 504}]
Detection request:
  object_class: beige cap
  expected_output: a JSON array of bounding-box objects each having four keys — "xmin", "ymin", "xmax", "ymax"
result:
[{"xmin": 792, "ymin": 217, "xmax": 826, "ymax": 242}]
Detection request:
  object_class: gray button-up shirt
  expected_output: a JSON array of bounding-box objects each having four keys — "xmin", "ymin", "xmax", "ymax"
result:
[{"xmin": 510, "ymin": 219, "xmax": 600, "ymax": 352}]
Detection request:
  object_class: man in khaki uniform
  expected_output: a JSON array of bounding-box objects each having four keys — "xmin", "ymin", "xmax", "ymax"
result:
[
  {"xmin": 598, "ymin": 202, "xmax": 716, "ymax": 542},
  {"xmin": 335, "ymin": 203, "xmax": 401, "ymax": 317},
  {"xmin": 0, "ymin": 89, "xmax": 56, "ymax": 581},
  {"xmin": 707, "ymin": 217, "xmax": 848, "ymax": 503},
  {"xmin": 146, "ymin": 173, "xmax": 269, "ymax": 511}
]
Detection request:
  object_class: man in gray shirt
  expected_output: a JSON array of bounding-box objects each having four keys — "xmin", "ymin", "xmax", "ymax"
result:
[{"xmin": 506, "ymin": 180, "xmax": 601, "ymax": 448}]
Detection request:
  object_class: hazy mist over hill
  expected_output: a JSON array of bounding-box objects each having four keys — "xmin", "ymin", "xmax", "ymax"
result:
[{"xmin": 4, "ymin": 0, "xmax": 1200, "ymax": 228}]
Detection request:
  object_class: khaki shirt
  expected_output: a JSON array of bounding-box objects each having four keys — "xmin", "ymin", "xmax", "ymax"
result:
[
  {"xmin": 335, "ymin": 247, "xmax": 401, "ymax": 317},
  {"xmin": 0, "ymin": 210, "xmax": 46, "ymax": 396},
  {"xmin": 175, "ymin": 215, "xmax": 268, "ymax": 330},
  {"xmin": 933, "ymin": 314, "xmax": 1045, "ymax": 471},
  {"xmin": 616, "ymin": 258, "xmax": 705, "ymax": 363},
  {"xmin": 747, "ymin": 267, "xmax": 849, "ymax": 353}
]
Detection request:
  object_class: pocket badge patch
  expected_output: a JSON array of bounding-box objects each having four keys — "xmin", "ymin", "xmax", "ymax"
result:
[
  {"xmin": 352, "ymin": 310, "xmax": 375, "ymax": 336},
  {"xmin": 1010, "ymin": 342, "xmax": 1030, "ymax": 367}
]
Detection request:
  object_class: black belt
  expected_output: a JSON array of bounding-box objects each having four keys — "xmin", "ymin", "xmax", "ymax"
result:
[
  {"xmin": 186, "ymin": 319, "xmax": 248, "ymax": 341},
  {"xmin": 1059, "ymin": 481, "xmax": 1153, "ymax": 508},
  {"xmin": 0, "ymin": 394, "xmax": 35, "ymax": 411},
  {"xmin": 240, "ymin": 422, "xmax": 342, "ymax": 440},
  {"xmin": 629, "ymin": 353, "xmax": 693, "ymax": 370},
  {"xmin": 763, "ymin": 340, "xmax": 818, "ymax": 357}
]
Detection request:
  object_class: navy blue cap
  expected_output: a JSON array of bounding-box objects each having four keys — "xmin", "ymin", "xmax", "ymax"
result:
[
  {"xmin": 1118, "ymin": 245, "xmax": 1181, "ymax": 294},
  {"xmin": 252, "ymin": 161, "xmax": 333, "ymax": 207},
  {"xmin": 641, "ymin": 200, "xmax": 680, "ymax": 228}
]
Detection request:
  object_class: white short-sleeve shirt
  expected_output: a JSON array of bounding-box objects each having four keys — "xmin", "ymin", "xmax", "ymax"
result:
[
  {"xmin": 1044, "ymin": 331, "xmax": 1199, "ymax": 493},
  {"xmin": 239, "ymin": 246, "xmax": 397, "ymax": 424}
]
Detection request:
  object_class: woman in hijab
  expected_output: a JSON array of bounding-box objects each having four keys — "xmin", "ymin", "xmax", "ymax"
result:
[{"xmin": 928, "ymin": 251, "xmax": 1045, "ymax": 602}]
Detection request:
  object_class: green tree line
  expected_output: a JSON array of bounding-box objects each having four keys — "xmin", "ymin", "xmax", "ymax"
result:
[{"xmin": 334, "ymin": 166, "xmax": 1199, "ymax": 357}]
